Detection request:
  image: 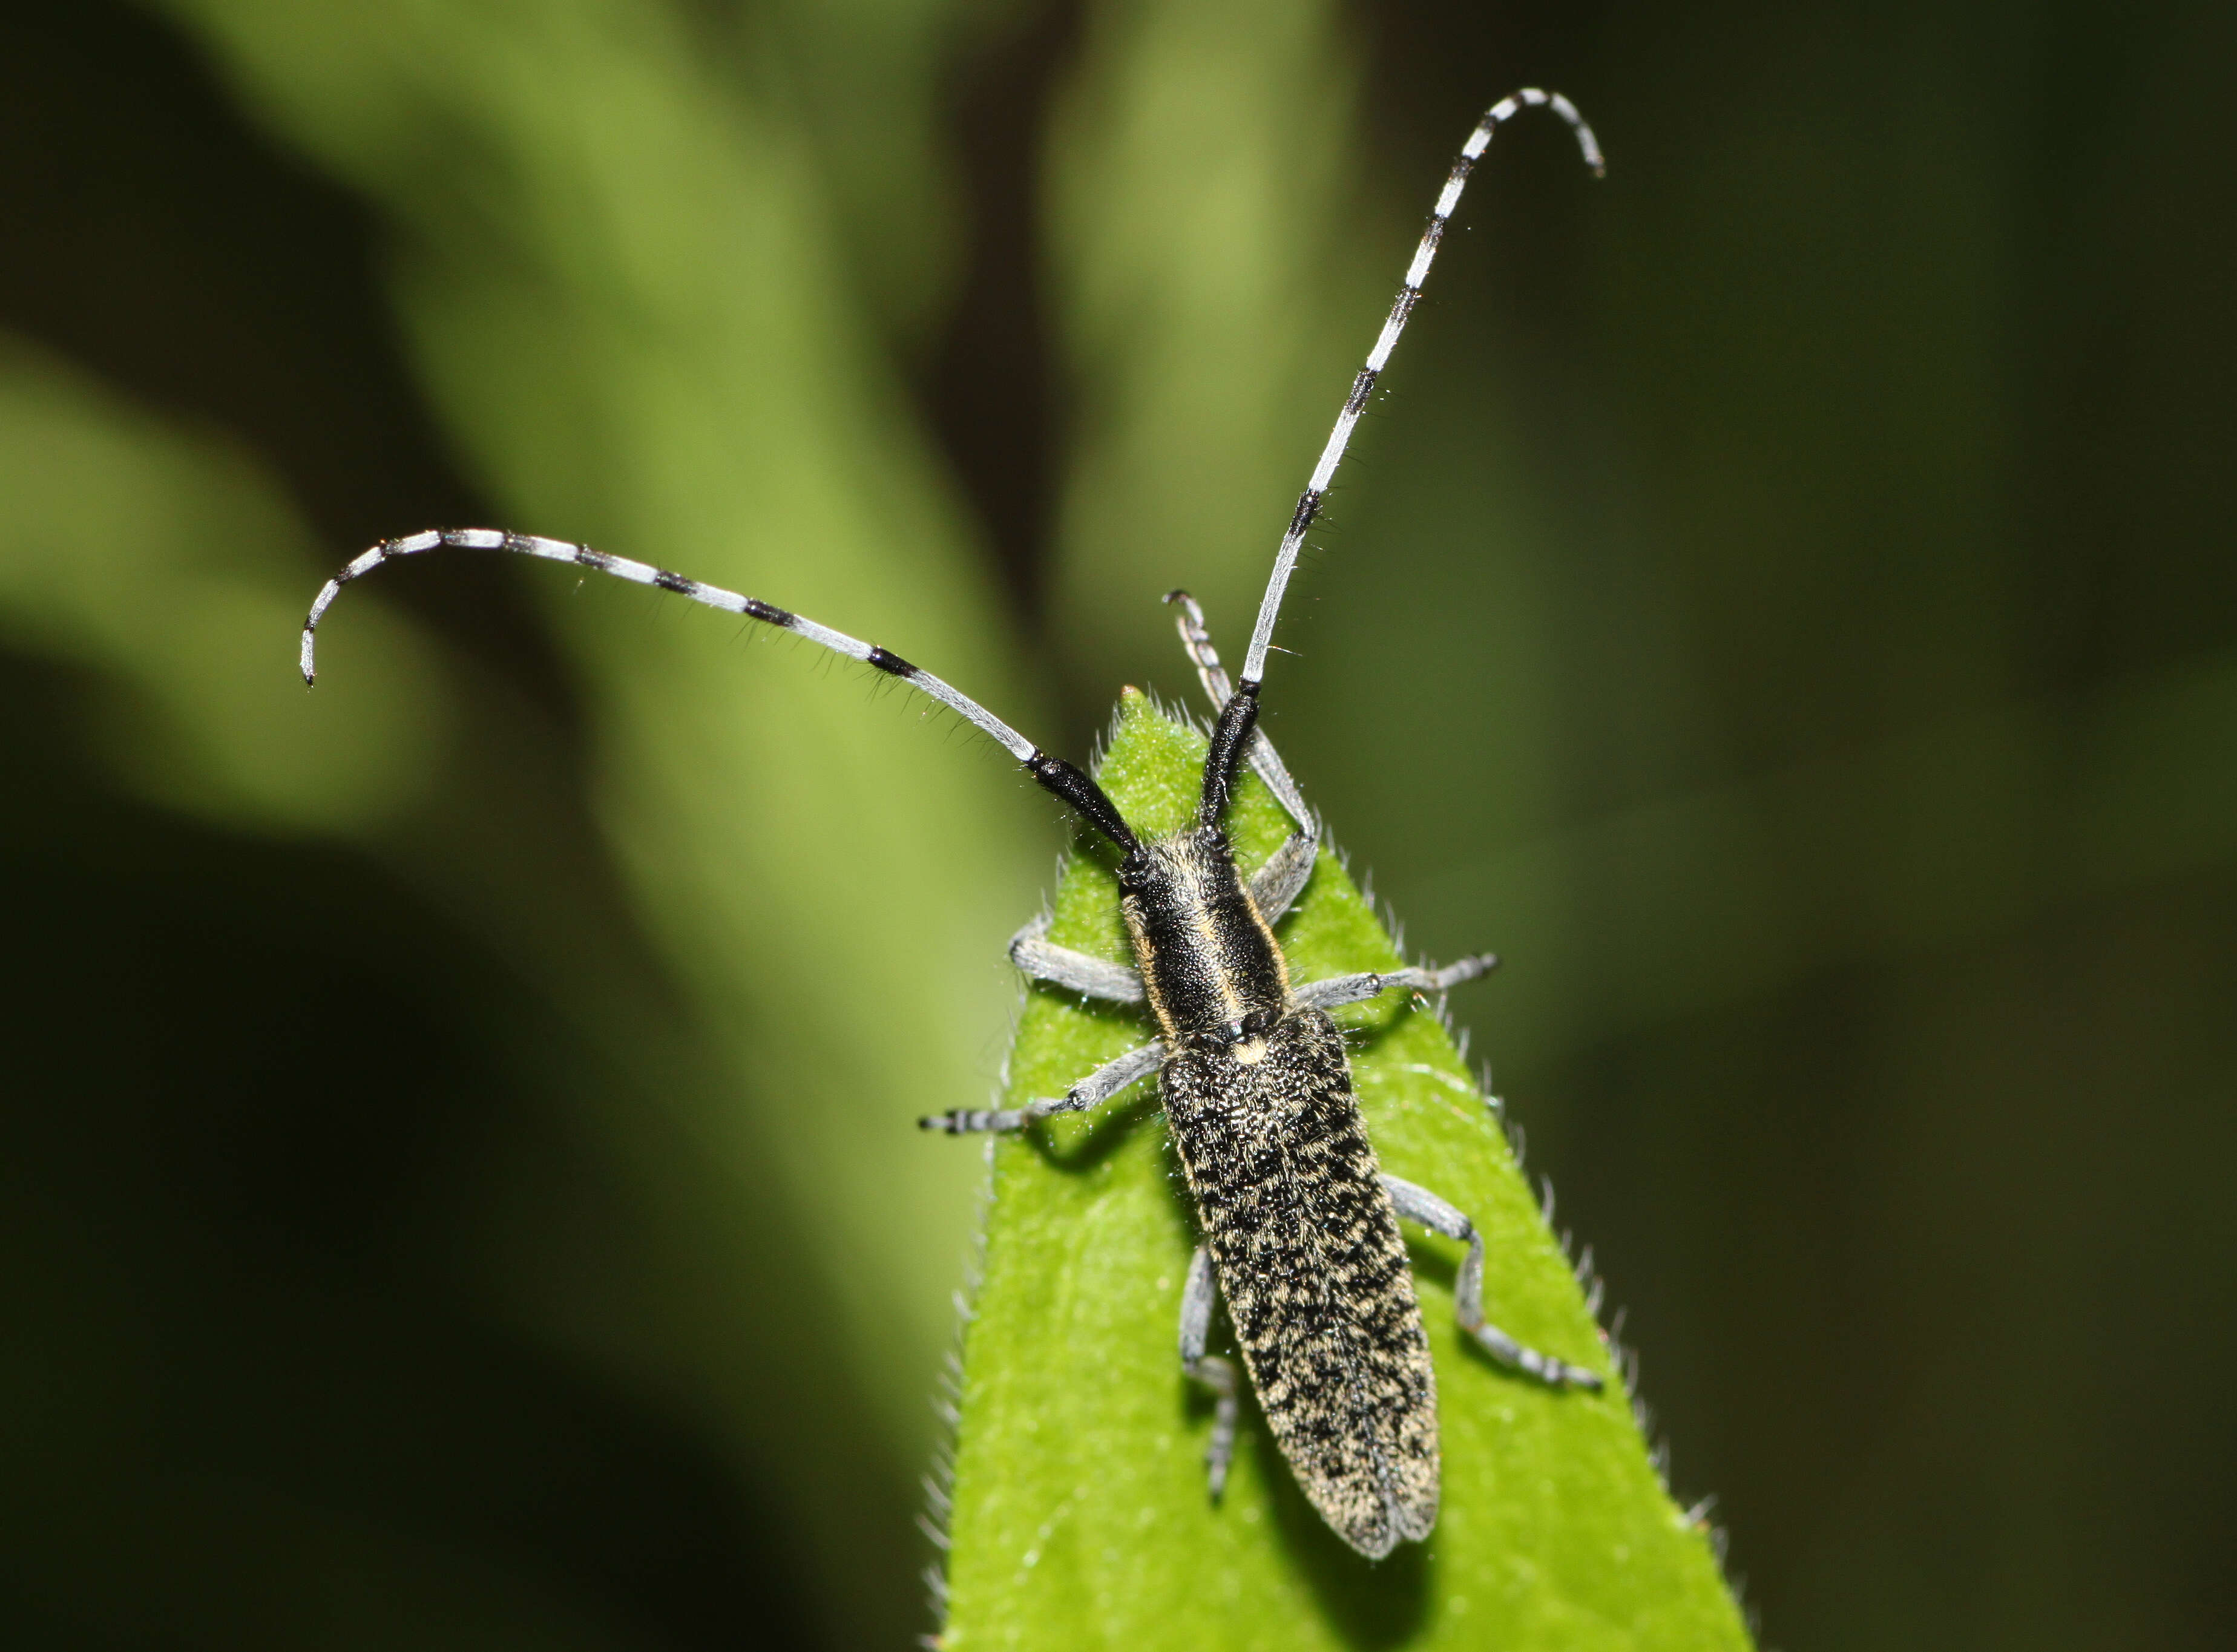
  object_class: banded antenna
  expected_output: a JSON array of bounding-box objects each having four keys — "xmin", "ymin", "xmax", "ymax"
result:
[
  {"xmin": 300, "ymin": 529, "xmax": 1138, "ymax": 851},
  {"xmin": 301, "ymin": 91, "xmax": 1598, "ymax": 848},
  {"xmin": 1237, "ymin": 87, "xmax": 1604, "ymax": 692}
]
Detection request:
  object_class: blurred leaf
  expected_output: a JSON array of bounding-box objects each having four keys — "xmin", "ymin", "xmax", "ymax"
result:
[
  {"xmin": 939, "ymin": 692, "xmax": 1749, "ymax": 1650},
  {"xmin": 1045, "ymin": 0, "xmax": 1384, "ymax": 700},
  {"xmin": 1408, "ymin": 648, "xmax": 2237, "ymax": 1076},
  {"xmin": 0, "ymin": 335, "xmax": 447, "ymax": 832},
  {"xmin": 154, "ymin": 0, "xmax": 1042, "ymax": 1464},
  {"xmin": 133, "ymin": 4, "xmax": 1053, "ymax": 1639}
]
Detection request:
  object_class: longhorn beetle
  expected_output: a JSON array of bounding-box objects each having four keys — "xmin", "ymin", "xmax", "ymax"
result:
[{"xmin": 301, "ymin": 88, "xmax": 1605, "ymax": 1560}]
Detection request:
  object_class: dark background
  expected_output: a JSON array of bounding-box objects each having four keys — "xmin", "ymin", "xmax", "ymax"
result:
[{"xmin": 2, "ymin": 1, "xmax": 2232, "ymax": 1648}]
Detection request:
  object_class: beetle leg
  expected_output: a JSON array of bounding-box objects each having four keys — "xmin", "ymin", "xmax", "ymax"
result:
[
  {"xmin": 1008, "ymin": 911, "xmax": 1145, "ymax": 1003},
  {"xmin": 1179, "ymin": 1244, "xmax": 1240, "ymax": 1500},
  {"xmin": 1293, "ymin": 952, "xmax": 1500, "ymax": 1012},
  {"xmin": 918, "ymin": 1038, "xmax": 1168, "ymax": 1133},
  {"xmin": 1381, "ymin": 1173, "xmax": 1603, "ymax": 1391},
  {"xmin": 1246, "ymin": 830, "xmax": 1318, "ymax": 923}
]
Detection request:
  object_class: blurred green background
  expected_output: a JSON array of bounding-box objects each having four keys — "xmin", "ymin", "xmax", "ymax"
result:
[{"xmin": 1, "ymin": 1, "xmax": 2231, "ymax": 1648}]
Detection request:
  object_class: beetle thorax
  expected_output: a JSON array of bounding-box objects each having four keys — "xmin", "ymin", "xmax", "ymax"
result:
[{"xmin": 1117, "ymin": 827, "xmax": 1291, "ymax": 1054}]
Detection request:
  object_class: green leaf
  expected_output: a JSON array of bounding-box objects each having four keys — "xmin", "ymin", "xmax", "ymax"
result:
[{"xmin": 939, "ymin": 691, "xmax": 1752, "ymax": 1650}]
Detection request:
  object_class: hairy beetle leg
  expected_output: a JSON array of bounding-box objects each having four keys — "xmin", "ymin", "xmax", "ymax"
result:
[
  {"xmin": 1382, "ymin": 1173, "xmax": 1604, "ymax": 1392},
  {"xmin": 919, "ymin": 1038, "xmax": 1171, "ymax": 1134},
  {"xmin": 1179, "ymin": 1244, "xmax": 1240, "ymax": 1500},
  {"xmin": 1293, "ymin": 952, "xmax": 1501, "ymax": 1013}
]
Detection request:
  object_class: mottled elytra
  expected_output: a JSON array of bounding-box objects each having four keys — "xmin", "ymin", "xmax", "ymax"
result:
[{"xmin": 301, "ymin": 88, "xmax": 1606, "ymax": 1559}]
